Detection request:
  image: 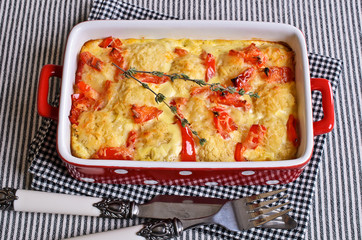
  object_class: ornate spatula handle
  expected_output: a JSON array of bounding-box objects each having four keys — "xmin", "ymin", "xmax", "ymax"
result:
[{"xmin": 93, "ymin": 198, "xmax": 139, "ymax": 218}]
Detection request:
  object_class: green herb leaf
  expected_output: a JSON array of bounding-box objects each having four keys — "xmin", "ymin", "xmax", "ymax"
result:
[
  {"xmin": 181, "ymin": 118, "xmax": 189, "ymax": 127},
  {"xmin": 194, "ymin": 80, "xmax": 206, "ymax": 86},
  {"xmin": 152, "ymin": 71, "xmax": 164, "ymax": 77},
  {"xmin": 238, "ymin": 89, "xmax": 246, "ymax": 95},
  {"xmin": 180, "ymin": 73, "xmax": 190, "ymax": 79},
  {"xmin": 226, "ymin": 86, "xmax": 236, "ymax": 94},
  {"xmin": 199, "ymin": 138, "xmax": 207, "ymax": 146},
  {"xmin": 170, "ymin": 106, "xmax": 177, "ymax": 114},
  {"xmin": 192, "ymin": 130, "xmax": 198, "ymax": 136},
  {"xmin": 155, "ymin": 93, "xmax": 166, "ymax": 104},
  {"xmin": 142, "ymin": 83, "xmax": 149, "ymax": 89}
]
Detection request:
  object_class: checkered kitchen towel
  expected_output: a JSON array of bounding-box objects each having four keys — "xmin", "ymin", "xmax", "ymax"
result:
[{"xmin": 27, "ymin": 0, "xmax": 342, "ymax": 239}]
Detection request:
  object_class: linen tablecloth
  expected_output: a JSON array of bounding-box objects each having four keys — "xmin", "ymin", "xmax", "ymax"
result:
[{"xmin": 0, "ymin": 1, "xmax": 360, "ymax": 240}]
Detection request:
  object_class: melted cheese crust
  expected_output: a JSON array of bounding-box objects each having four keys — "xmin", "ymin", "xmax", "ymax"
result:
[{"xmin": 71, "ymin": 38, "xmax": 297, "ymax": 161}]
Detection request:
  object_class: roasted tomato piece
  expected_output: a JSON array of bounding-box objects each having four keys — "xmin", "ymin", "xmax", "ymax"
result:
[
  {"xmin": 75, "ymin": 59, "xmax": 85, "ymax": 84},
  {"xmin": 69, "ymin": 93, "xmax": 92, "ymax": 125},
  {"xmin": 131, "ymin": 104, "xmax": 163, "ymax": 124},
  {"xmin": 111, "ymin": 38, "xmax": 122, "ymax": 48},
  {"xmin": 92, "ymin": 147, "xmax": 133, "ymax": 160},
  {"xmin": 209, "ymin": 91, "xmax": 251, "ymax": 110},
  {"xmin": 98, "ymin": 37, "xmax": 113, "ymax": 48},
  {"xmin": 229, "ymin": 43, "xmax": 267, "ymax": 67},
  {"xmin": 235, "ymin": 124, "xmax": 267, "ymax": 161},
  {"xmin": 264, "ymin": 66, "xmax": 294, "ymax": 83},
  {"xmin": 134, "ymin": 73, "xmax": 169, "ymax": 84},
  {"xmin": 190, "ymin": 86, "xmax": 211, "ymax": 96},
  {"xmin": 174, "ymin": 47, "xmax": 189, "ymax": 57},
  {"xmin": 79, "ymin": 52, "xmax": 103, "ymax": 71},
  {"xmin": 230, "ymin": 68, "xmax": 255, "ymax": 92},
  {"xmin": 109, "ymin": 48, "xmax": 127, "ymax": 68},
  {"xmin": 287, "ymin": 114, "xmax": 300, "ymax": 147},
  {"xmin": 109, "ymin": 48, "xmax": 127, "ymax": 81},
  {"xmin": 99, "ymin": 37, "xmax": 122, "ymax": 49},
  {"xmin": 170, "ymin": 99, "xmax": 196, "ymax": 161},
  {"xmin": 77, "ymin": 81, "xmax": 100, "ymax": 100},
  {"xmin": 201, "ymin": 51, "xmax": 216, "ymax": 82},
  {"xmin": 92, "ymin": 130, "xmax": 138, "ymax": 160},
  {"xmin": 69, "ymin": 82, "xmax": 102, "ymax": 125},
  {"xmin": 211, "ymin": 106, "xmax": 238, "ymax": 139},
  {"xmin": 125, "ymin": 130, "xmax": 138, "ymax": 149},
  {"xmin": 170, "ymin": 97, "xmax": 188, "ymax": 117}
]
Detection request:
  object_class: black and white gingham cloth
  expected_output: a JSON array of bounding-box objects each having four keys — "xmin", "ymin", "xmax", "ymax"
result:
[{"xmin": 27, "ymin": 1, "xmax": 342, "ymax": 239}]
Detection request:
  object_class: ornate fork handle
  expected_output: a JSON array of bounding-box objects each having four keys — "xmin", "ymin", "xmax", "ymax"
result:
[
  {"xmin": 137, "ymin": 216, "xmax": 214, "ymax": 240},
  {"xmin": 137, "ymin": 218, "xmax": 183, "ymax": 240}
]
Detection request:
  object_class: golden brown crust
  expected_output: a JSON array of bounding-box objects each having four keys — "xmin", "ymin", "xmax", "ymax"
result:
[{"xmin": 71, "ymin": 38, "xmax": 298, "ymax": 161}]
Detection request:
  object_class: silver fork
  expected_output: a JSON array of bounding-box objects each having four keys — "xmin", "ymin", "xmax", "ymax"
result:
[
  {"xmin": 68, "ymin": 189, "xmax": 296, "ymax": 240},
  {"xmin": 136, "ymin": 188, "xmax": 295, "ymax": 240}
]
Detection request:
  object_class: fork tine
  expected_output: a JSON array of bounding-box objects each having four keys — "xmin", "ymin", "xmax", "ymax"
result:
[
  {"xmin": 251, "ymin": 208, "xmax": 293, "ymax": 227},
  {"xmin": 249, "ymin": 201, "xmax": 290, "ymax": 218},
  {"xmin": 244, "ymin": 188, "xmax": 287, "ymax": 203},
  {"xmin": 247, "ymin": 194, "xmax": 288, "ymax": 211}
]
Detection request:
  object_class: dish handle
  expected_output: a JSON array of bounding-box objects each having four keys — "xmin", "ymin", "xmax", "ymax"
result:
[
  {"xmin": 310, "ymin": 78, "xmax": 335, "ymax": 136},
  {"xmin": 37, "ymin": 64, "xmax": 62, "ymax": 120}
]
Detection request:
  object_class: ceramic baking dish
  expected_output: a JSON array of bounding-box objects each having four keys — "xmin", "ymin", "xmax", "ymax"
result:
[{"xmin": 37, "ymin": 20, "xmax": 334, "ymax": 185}]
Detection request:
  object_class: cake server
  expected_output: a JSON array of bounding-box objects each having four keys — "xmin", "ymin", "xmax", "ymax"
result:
[{"xmin": 0, "ymin": 187, "xmax": 223, "ymax": 219}]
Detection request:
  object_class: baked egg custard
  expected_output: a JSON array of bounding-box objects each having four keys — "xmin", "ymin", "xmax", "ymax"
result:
[{"xmin": 70, "ymin": 37, "xmax": 299, "ymax": 162}]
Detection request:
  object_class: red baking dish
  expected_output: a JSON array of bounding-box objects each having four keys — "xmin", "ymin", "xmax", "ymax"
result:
[{"xmin": 37, "ymin": 21, "xmax": 334, "ymax": 186}]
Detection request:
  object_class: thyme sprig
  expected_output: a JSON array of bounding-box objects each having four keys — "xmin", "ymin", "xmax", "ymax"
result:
[
  {"xmin": 130, "ymin": 69, "xmax": 260, "ymax": 98},
  {"xmin": 112, "ymin": 63, "xmax": 206, "ymax": 146}
]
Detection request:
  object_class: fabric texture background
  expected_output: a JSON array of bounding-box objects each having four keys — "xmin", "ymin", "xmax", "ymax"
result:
[{"xmin": 0, "ymin": 0, "xmax": 360, "ymax": 240}]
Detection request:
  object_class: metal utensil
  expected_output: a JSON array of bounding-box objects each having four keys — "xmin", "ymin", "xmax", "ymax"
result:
[
  {"xmin": 68, "ymin": 189, "xmax": 297, "ymax": 240},
  {"xmin": 0, "ymin": 188, "xmax": 223, "ymax": 219}
]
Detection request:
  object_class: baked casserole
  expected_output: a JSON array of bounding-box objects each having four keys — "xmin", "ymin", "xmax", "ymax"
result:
[{"xmin": 69, "ymin": 37, "xmax": 299, "ymax": 162}]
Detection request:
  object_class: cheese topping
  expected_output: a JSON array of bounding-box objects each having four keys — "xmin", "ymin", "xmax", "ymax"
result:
[{"xmin": 70, "ymin": 38, "xmax": 298, "ymax": 161}]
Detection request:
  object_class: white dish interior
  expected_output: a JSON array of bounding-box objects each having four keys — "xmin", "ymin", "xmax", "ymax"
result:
[{"xmin": 58, "ymin": 20, "xmax": 313, "ymax": 169}]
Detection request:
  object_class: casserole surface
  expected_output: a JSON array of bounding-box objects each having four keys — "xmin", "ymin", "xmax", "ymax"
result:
[{"xmin": 70, "ymin": 37, "xmax": 299, "ymax": 162}]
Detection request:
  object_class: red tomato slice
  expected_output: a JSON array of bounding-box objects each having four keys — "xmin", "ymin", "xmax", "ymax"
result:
[
  {"xmin": 170, "ymin": 97, "xmax": 188, "ymax": 117},
  {"xmin": 210, "ymin": 106, "xmax": 238, "ymax": 139},
  {"xmin": 75, "ymin": 59, "xmax": 85, "ymax": 84},
  {"xmin": 190, "ymin": 86, "xmax": 211, "ymax": 96},
  {"xmin": 109, "ymin": 48, "xmax": 126, "ymax": 68},
  {"xmin": 92, "ymin": 146, "xmax": 133, "ymax": 160},
  {"xmin": 201, "ymin": 51, "xmax": 216, "ymax": 82},
  {"xmin": 92, "ymin": 130, "xmax": 138, "ymax": 160},
  {"xmin": 69, "ymin": 93, "xmax": 91, "ymax": 125},
  {"xmin": 209, "ymin": 91, "xmax": 251, "ymax": 110},
  {"xmin": 190, "ymin": 86, "xmax": 251, "ymax": 111},
  {"xmin": 234, "ymin": 124, "xmax": 267, "ymax": 161},
  {"xmin": 229, "ymin": 43, "xmax": 267, "ymax": 67},
  {"xmin": 79, "ymin": 52, "xmax": 103, "ymax": 71},
  {"xmin": 77, "ymin": 81, "xmax": 100, "ymax": 100},
  {"xmin": 265, "ymin": 66, "xmax": 294, "ymax": 83},
  {"xmin": 99, "ymin": 37, "xmax": 123, "ymax": 49},
  {"xmin": 234, "ymin": 143, "xmax": 247, "ymax": 162},
  {"xmin": 111, "ymin": 38, "xmax": 122, "ymax": 48},
  {"xmin": 287, "ymin": 114, "xmax": 300, "ymax": 147},
  {"xmin": 134, "ymin": 73, "xmax": 169, "ymax": 84},
  {"xmin": 174, "ymin": 48, "xmax": 189, "ymax": 57},
  {"xmin": 98, "ymin": 37, "xmax": 113, "ymax": 48},
  {"xmin": 126, "ymin": 130, "xmax": 138, "ymax": 149},
  {"xmin": 231, "ymin": 68, "xmax": 255, "ymax": 92},
  {"xmin": 131, "ymin": 104, "xmax": 163, "ymax": 124},
  {"xmin": 170, "ymin": 99, "xmax": 196, "ymax": 161}
]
